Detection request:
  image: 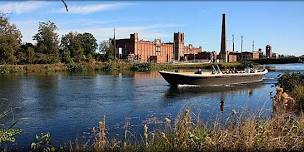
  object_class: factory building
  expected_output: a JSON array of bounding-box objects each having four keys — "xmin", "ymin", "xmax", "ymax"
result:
[{"xmin": 113, "ymin": 32, "xmax": 202, "ymax": 63}]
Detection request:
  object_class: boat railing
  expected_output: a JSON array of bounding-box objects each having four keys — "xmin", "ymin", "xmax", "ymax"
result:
[
  {"xmin": 253, "ymin": 65, "xmax": 266, "ymax": 72},
  {"xmin": 211, "ymin": 64, "xmax": 222, "ymax": 74},
  {"xmin": 210, "ymin": 64, "xmax": 265, "ymax": 75}
]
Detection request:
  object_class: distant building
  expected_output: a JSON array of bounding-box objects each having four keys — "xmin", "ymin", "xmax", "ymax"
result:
[
  {"xmin": 195, "ymin": 51, "xmax": 216, "ymax": 62},
  {"xmin": 113, "ymin": 32, "xmax": 202, "ymax": 63},
  {"xmin": 229, "ymin": 52, "xmax": 242, "ymax": 61},
  {"xmin": 228, "ymin": 53, "xmax": 237, "ymax": 62},
  {"xmin": 225, "ymin": 51, "xmax": 259, "ymax": 62},
  {"xmin": 239, "ymin": 51, "xmax": 259, "ymax": 60},
  {"xmin": 258, "ymin": 48, "xmax": 264, "ymax": 58},
  {"xmin": 266, "ymin": 45, "xmax": 272, "ymax": 59},
  {"xmin": 272, "ymin": 53, "xmax": 279, "ymax": 59}
]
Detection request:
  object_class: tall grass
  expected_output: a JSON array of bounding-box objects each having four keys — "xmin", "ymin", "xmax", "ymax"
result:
[
  {"xmin": 277, "ymin": 73, "xmax": 304, "ymax": 110},
  {"xmin": 292, "ymin": 85, "xmax": 304, "ymax": 109},
  {"xmin": 66, "ymin": 63, "xmax": 86, "ymax": 73},
  {"xmin": 65, "ymin": 109, "xmax": 304, "ymax": 152}
]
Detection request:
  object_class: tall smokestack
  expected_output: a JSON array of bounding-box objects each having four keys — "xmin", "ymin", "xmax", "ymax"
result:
[
  {"xmin": 220, "ymin": 13, "xmax": 226, "ymax": 53},
  {"xmin": 241, "ymin": 36, "xmax": 243, "ymax": 52},
  {"xmin": 232, "ymin": 34, "xmax": 235, "ymax": 52}
]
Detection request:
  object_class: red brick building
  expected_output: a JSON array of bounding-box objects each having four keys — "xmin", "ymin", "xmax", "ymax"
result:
[
  {"xmin": 266, "ymin": 45, "xmax": 272, "ymax": 59},
  {"xmin": 113, "ymin": 32, "xmax": 202, "ymax": 63},
  {"xmin": 219, "ymin": 51, "xmax": 260, "ymax": 62}
]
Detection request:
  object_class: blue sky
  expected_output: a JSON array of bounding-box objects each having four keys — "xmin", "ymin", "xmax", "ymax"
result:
[{"xmin": 1, "ymin": 1, "xmax": 304, "ymax": 56}]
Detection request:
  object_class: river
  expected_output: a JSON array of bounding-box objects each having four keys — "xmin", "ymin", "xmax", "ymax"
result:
[{"xmin": 0, "ymin": 63, "xmax": 303, "ymax": 149}]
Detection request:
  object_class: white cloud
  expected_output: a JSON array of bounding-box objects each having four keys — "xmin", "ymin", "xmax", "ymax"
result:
[
  {"xmin": 0, "ymin": 1, "xmax": 45, "ymax": 14},
  {"xmin": 11, "ymin": 17, "xmax": 182, "ymax": 44},
  {"xmin": 58, "ymin": 24, "xmax": 182, "ymax": 43},
  {"xmin": 10, "ymin": 19, "xmax": 39, "ymax": 43},
  {"xmin": 55, "ymin": 3, "xmax": 134, "ymax": 14}
]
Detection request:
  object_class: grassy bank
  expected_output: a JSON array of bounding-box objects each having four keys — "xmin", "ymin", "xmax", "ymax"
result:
[
  {"xmin": 0, "ymin": 61, "xmax": 247, "ymax": 75},
  {"xmin": 0, "ymin": 62, "xmax": 130, "ymax": 74}
]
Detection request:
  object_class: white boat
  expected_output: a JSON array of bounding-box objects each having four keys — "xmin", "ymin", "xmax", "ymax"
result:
[{"xmin": 159, "ymin": 65, "xmax": 268, "ymax": 86}]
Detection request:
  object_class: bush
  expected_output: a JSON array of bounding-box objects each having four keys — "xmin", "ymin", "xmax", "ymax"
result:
[
  {"xmin": 30, "ymin": 133, "xmax": 56, "ymax": 152},
  {"xmin": 35, "ymin": 53, "xmax": 48, "ymax": 64},
  {"xmin": 0, "ymin": 66, "xmax": 10, "ymax": 75},
  {"xmin": 102, "ymin": 63, "xmax": 112, "ymax": 72},
  {"xmin": 47, "ymin": 55, "xmax": 60, "ymax": 64},
  {"xmin": 130, "ymin": 63, "xmax": 151, "ymax": 72},
  {"xmin": 278, "ymin": 73, "xmax": 304, "ymax": 92},
  {"xmin": 292, "ymin": 85, "xmax": 304, "ymax": 108},
  {"xmin": 0, "ymin": 129, "xmax": 22, "ymax": 143},
  {"xmin": 66, "ymin": 63, "xmax": 86, "ymax": 73}
]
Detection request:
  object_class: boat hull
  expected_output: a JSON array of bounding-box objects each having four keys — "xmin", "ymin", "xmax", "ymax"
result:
[{"xmin": 159, "ymin": 71, "xmax": 266, "ymax": 86}]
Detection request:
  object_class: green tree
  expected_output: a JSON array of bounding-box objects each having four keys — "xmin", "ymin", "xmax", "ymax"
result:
[
  {"xmin": 0, "ymin": 14, "xmax": 22, "ymax": 64},
  {"xmin": 16, "ymin": 43, "xmax": 35, "ymax": 64},
  {"xmin": 33, "ymin": 21, "xmax": 60, "ymax": 63},
  {"xmin": 60, "ymin": 32, "xmax": 83, "ymax": 62},
  {"xmin": 78, "ymin": 32, "xmax": 97, "ymax": 58},
  {"xmin": 97, "ymin": 40, "xmax": 113, "ymax": 61}
]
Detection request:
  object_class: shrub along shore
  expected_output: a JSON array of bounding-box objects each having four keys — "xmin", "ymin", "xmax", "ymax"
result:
[{"xmin": 0, "ymin": 61, "xmax": 246, "ymax": 75}]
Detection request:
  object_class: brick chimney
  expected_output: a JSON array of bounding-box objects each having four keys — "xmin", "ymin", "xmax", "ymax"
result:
[{"xmin": 220, "ymin": 13, "xmax": 227, "ymax": 62}]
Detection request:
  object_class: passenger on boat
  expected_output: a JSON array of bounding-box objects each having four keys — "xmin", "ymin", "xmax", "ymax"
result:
[
  {"xmin": 233, "ymin": 67, "xmax": 238, "ymax": 73},
  {"xmin": 194, "ymin": 68, "xmax": 202, "ymax": 74}
]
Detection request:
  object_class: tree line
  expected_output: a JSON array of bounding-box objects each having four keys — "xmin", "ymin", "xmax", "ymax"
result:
[{"xmin": 0, "ymin": 14, "xmax": 113, "ymax": 65}]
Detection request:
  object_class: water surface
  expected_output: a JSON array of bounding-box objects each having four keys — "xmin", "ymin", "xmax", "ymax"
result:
[{"xmin": 1, "ymin": 63, "xmax": 303, "ymax": 149}]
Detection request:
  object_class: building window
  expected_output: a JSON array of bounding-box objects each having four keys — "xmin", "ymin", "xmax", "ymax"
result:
[{"xmin": 156, "ymin": 46, "xmax": 161, "ymax": 56}]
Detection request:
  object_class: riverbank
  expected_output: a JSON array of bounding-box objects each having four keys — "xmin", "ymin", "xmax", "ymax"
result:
[{"xmin": 0, "ymin": 61, "xmax": 244, "ymax": 75}]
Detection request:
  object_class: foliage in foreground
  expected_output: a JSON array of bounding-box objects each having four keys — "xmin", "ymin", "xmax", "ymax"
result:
[
  {"xmin": 278, "ymin": 73, "xmax": 304, "ymax": 108},
  {"xmin": 0, "ymin": 98, "xmax": 22, "ymax": 151},
  {"xmin": 130, "ymin": 63, "xmax": 151, "ymax": 72},
  {"xmin": 30, "ymin": 133, "xmax": 56, "ymax": 152},
  {"xmin": 278, "ymin": 73, "xmax": 304, "ymax": 92},
  {"xmin": 0, "ymin": 129, "xmax": 22, "ymax": 143},
  {"xmin": 65, "ymin": 109, "xmax": 304, "ymax": 152},
  {"xmin": 0, "ymin": 66, "xmax": 10, "ymax": 75}
]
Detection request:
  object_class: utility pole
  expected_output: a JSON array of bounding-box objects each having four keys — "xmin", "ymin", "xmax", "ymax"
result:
[
  {"xmin": 241, "ymin": 36, "xmax": 243, "ymax": 52},
  {"xmin": 113, "ymin": 28, "xmax": 116, "ymax": 60},
  {"xmin": 232, "ymin": 34, "xmax": 235, "ymax": 52},
  {"xmin": 194, "ymin": 50, "xmax": 196, "ymax": 62}
]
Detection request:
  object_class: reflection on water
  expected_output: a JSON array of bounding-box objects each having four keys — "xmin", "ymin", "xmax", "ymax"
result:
[
  {"xmin": 164, "ymin": 82, "xmax": 266, "ymax": 113},
  {"xmin": 165, "ymin": 82, "xmax": 264, "ymax": 98},
  {"xmin": 220, "ymin": 95, "xmax": 224, "ymax": 112},
  {"xmin": 1, "ymin": 64, "xmax": 299, "ymax": 149}
]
